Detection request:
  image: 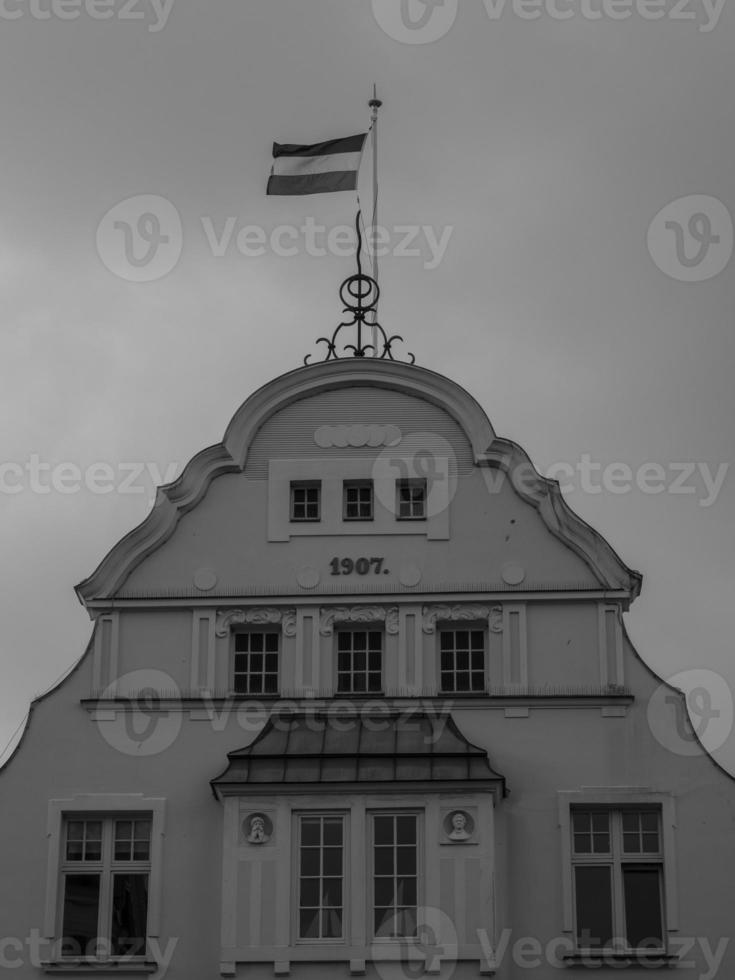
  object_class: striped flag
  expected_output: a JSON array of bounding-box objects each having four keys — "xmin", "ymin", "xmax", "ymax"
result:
[{"xmin": 267, "ymin": 133, "xmax": 368, "ymax": 196}]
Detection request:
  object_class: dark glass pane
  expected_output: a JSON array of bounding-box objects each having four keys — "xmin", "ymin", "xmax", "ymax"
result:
[
  {"xmin": 471, "ymin": 651, "xmax": 484, "ymax": 670},
  {"xmin": 440, "ymin": 634, "xmax": 452, "ymax": 651},
  {"xmin": 67, "ymin": 821, "xmax": 84, "ymax": 841},
  {"xmin": 440, "ymin": 671, "xmax": 453, "ymax": 691},
  {"xmin": 398, "ymin": 878, "xmax": 417, "ymax": 906},
  {"xmin": 368, "ymin": 633, "xmax": 382, "ymax": 651},
  {"xmin": 62, "ymin": 874, "xmax": 100, "ymax": 958},
  {"xmin": 374, "ymin": 877, "xmax": 395, "ymax": 907},
  {"xmin": 301, "ymin": 820, "xmax": 321, "ymax": 846},
  {"xmin": 374, "ymin": 908, "xmax": 394, "ymax": 937},
  {"xmin": 322, "ymin": 908, "xmax": 342, "ymax": 939},
  {"xmin": 235, "ymin": 634, "xmax": 248, "ymax": 651},
  {"xmin": 368, "ymin": 651, "xmax": 381, "ymax": 671},
  {"xmin": 575, "ymin": 866, "xmax": 613, "ymax": 948},
  {"xmin": 374, "ymin": 848, "xmax": 394, "ymax": 875},
  {"xmin": 456, "ymin": 673, "xmax": 470, "ymax": 691},
  {"xmin": 264, "ymin": 674, "xmax": 278, "ymax": 694},
  {"xmin": 354, "ymin": 650, "xmax": 366, "ymax": 671},
  {"xmin": 641, "ymin": 813, "xmax": 658, "ymax": 833},
  {"xmin": 300, "ymin": 909, "xmax": 319, "ymax": 939},
  {"xmin": 322, "ymin": 878, "xmax": 342, "ymax": 907},
  {"xmin": 623, "ymin": 833, "xmax": 640, "ymax": 853},
  {"xmin": 368, "ymin": 673, "xmax": 382, "ymax": 692},
  {"xmin": 132, "ymin": 842, "xmax": 150, "ymax": 861},
  {"xmin": 591, "ymin": 813, "xmax": 609, "ymax": 833},
  {"xmin": 573, "ymin": 833, "xmax": 591, "ymax": 854},
  {"xmin": 337, "ymin": 633, "xmax": 351, "ymax": 652},
  {"xmin": 623, "ymin": 866, "xmax": 663, "ymax": 948},
  {"xmin": 396, "ymin": 816, "xmax": 416, "ymax": 845},
  {"xmin": 396, "ymin": 847, "xmax": 417, "ymax": 875},
  {"xmin": 572, "ymin": 812, "xmax": 590, "ymax": 834},
  {"xmin": 592, "ymin": 832, "xmax": 610, "ymax": 854},
  {"xmin": 456, "ymin": 631, "xmax": 469, "ymax": 648},
  {"xmin": 250, "ymin": 653, "xmax": 263, "ymax": 671},
  {"xmin": 353, "ymin": 675, "xmax": 366, "ymax": 693},
  {"xmin": 114, "ymin": 841, "xmax": 132, "ymax": 861},
  {"xmin": 250, "ymin": 634, "xmax": 263, "ymax": 653},
  {"xmin": 642, "ymin": 833, "xmax": 659, "ymax": 853},
  {"xmin": 622, "ymin": 813, "xmax": 638, "ymax": 834},
  {"xmin": 111, "ymin": 874, "xmax": 148, "ymax": 957},
  {"xmin": 86, "ymin": 822, "xmax": 102, "ymax": 841},
  {"xmin": 471, "ymin": 671, "xmax": 485, "ymax": 690},
  {"xmin": 470, "ymin": 631, "xmax": 484, "ymax": 650},
  {"xmin": 85, "ymin": 841, "xmax": 102, "ymax": 862},
  {"xmin": 374, "ymin": 817, "xmax": 394, "ymax": 844},
  {"xmin": 66, "ymin": 841, "xmax": 84, "ymax": 861},
  {"xmin": 265, "ymin": 634, "xmax": 279, "ymax": 652},
  {"xmin": 398, "ymin": 907, "xmax": 418, "ymax": 938},
  {"xmin": 234, "ymin": 654, "xmax": 247, "ymax": 671},
  {"xmin": 300, "ymin": 879, "xmax": 320, "ymax": 907},
  {"xmin": 353, "ymin": 634, "xmax": 367, "ymax": 652},
  {"xmin": 116, "ymin": 821, "xmax": 132, "ymax": 841},
  {"xmin": 265, "ymin": 654, "xmax": 278, "ymax": 671},
  {"xmin": 300, "ymin": 850, "xmax": 320, "ymax": 876},
  {"xmin": 323, "ymin": 820, "xmax": 342, "ymax": 845},
  {"xmin": 323, "ymin": 847, "xmax": 342, "ymax": 876}
]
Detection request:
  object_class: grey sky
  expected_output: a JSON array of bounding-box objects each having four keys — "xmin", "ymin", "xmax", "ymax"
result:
[{"xmin": 1, "ymin": 0, "xmax": 734, "ymax": 773}]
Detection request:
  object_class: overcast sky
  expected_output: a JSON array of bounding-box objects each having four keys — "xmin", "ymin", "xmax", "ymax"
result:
[{"xmin": 1, "ymin": 0, "xmax": 734, "ymax": 774}]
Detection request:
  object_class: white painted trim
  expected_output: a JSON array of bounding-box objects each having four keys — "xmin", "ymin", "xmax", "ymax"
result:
[
  {"xmin": 92, "ymin": 613, "xmax": 119, "ymax": 694},
  {"xmin": 502, "ymin": 604, "xmax": 527, "ymax": 687},
  {"xmin": 191, "ymin": 609, "xmax": 216, "ymax": 693},
  {"xmin": 598, "ymin": 603, "xmax": 624, "ymax": 688}
]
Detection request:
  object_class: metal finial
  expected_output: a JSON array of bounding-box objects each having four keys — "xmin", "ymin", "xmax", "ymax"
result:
[{"xmin": 304, "ymin": 212, "xmax": 415, "ymax": 366}]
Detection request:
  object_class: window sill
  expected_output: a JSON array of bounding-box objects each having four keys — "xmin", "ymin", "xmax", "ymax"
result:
[
  {"xmin": 41, "ymin": 962, "xmax": 159, "ymax": 975},
  {"xmin": 562, "ymin": 950, "xmax": 679, "ymax": 967}
]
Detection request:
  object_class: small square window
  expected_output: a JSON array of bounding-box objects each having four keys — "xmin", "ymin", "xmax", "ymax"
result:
[
  {"xmin": 396, "ymin": 479, "xmax": 427, "ymax": 520},
  {"xmin": 233, "ymin": 632, "xmax": 280, "ymax": 695},
  {"xmin": 343, "ymin": 481, "xmax": 373, "ymax": 521},
  {"xmin": 291, "ymin": 482, "xmax": 321, "ymax": 522}
]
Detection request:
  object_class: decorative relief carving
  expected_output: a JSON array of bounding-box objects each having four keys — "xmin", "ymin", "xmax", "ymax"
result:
[
  {"xmin": 320, "ymin": 606, "xmax": 400, "ymax": 637},
  {"xmin": 314, "ymin": 424, "xmax": 402, "ymax": 449},
  {"xmin": 489, "ymin": 606, "xmax": 504, "ymax": 633},
  {"xmin": 215, "ymin": 607, "xmax": 296, "ymax": 637},
  {"xmin": 422, "ymin": 604, "xmax": 491, "ymax": 635}
]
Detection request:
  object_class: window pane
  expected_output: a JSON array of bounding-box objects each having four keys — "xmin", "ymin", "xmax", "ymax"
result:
[
  {"xmin": 300, "ymin": 909, "xmax": 319, "ymax": 939},
  {"xmin": 623, "ymin": 866, "xmax": 663, "ymax": 948},
  {"xmin": 574, "ymin": 866, "xmax": 613, "ymax": 948},
  {"xmin": 300, "ymin": 849, "xmax": 320, "ymax": 876},
  {"xmin": 300, "ymin": 879, "xmax": 320, "ymax": 907},
  {"xmin": 298, "ymin": 816, "xmax": 344, "ymax": 940},
  {"xmin": 61, "ymin": 874, "xmax": 100, "ymax": 958},
  {"xmin": 374, "ymin": 848, "xmax": 394, "ymax": 875},
  {"xmin": 111, "ymin": 873, "xmax": 148, "ymax": 957}
]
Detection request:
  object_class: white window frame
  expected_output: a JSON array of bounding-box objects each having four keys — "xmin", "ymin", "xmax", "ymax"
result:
[
  {"xmin": 342, "ymin": 479, "xmax": 374, "ymax": 522},
  {"xmin": 395, "ymin": 479, "xmax": 427, "ymax": 521},
  {"xmin": 335, "ymin": 627, "xmax": 384, "ymax": 695},
  {"xmin": 44, "ymin": 796, "xmax": 166, "ymax": 964},
  {"xmin": 293, "ymin": 812, "xmax": 349, "ymax": 945},
  {"xmin": 369, "ymin": 810, "xmax": 423, "ymax": 942},
  {"xmin": 290, "ymin": 481, "xmax": 321, "ymax": 523},
  {"xmin": 437, "ymin": 626, "xmax": 487, "ymax": 694},
  {"xmin": 558, "ymin": 789, "xmax": 678, "ymax": 952},
  {"xmin": 231, "ymin": 628, "xmax": 281, "ymax": 696}
]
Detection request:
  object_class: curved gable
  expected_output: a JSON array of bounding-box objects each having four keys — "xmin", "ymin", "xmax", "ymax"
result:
[{"xmin": 75, "ymin": 360, "xmax": 640, "ymax": 606}]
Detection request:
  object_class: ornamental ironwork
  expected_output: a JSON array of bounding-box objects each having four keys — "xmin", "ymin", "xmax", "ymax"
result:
[{"xmin": 304, "ymin": 212, "xmax": 415, "ymax": 365}]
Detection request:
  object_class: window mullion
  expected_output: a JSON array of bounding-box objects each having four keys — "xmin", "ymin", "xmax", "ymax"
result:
[{"xmin": 610, "ymin": 811, "xmax": 626, "ymax": 950}]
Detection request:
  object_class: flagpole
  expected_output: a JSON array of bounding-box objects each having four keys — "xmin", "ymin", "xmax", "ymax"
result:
[{"xmin": 368, "ymin": 84, "xmax": 382, "ymax": 356}]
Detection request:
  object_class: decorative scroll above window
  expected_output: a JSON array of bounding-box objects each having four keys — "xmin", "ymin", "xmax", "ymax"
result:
[
  {"xmin": 422, "ymin": 604, "xmax": 503, "ymax": 635},
  {"xmin": 215, "ymin": 607, "xmax": 297, "ymax": 638},
  {"xmin": 320, "ymin": 606, "xmax": 400, "ymax": 637}
]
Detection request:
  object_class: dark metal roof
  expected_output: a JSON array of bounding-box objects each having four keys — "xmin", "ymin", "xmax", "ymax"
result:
[{"xmin": 211, "ymin": 711, "xmax": 505, "ymax": 798}]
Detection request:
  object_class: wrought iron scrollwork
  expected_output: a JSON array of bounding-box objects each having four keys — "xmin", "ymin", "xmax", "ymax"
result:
[{"xmin": 304, "ymin": 212, "xmax": 415, "ymax": 365}]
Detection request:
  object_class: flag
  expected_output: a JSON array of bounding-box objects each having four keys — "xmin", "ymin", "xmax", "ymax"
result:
[{"xmin": 267, "ymin": 133, "xmax": 367, "ymax": 196}]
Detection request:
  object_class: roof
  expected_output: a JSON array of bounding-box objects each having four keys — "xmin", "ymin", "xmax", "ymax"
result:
[{"xmin": 210, "ymin": 711, "xmax": 506, "ymax": 799}]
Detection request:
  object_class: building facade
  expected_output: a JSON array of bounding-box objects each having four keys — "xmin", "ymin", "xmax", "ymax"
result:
[{"xmin": 1, "ymin": 354, "xmax": 733, "ymax": 979}]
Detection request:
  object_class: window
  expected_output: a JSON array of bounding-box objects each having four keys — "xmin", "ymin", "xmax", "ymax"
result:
[
  {"xmin": 297, "ymin": 815, "xmax": 345, "ymax": 941},
  {"xmin": 336, "ymin": 630, "xmax": 382, "ymax": 694},
  {"xmin": 60, "ymin": 816, "xmax": 151, "ymax": 959},
  {"xmin": 373, "ymin": 814, "xmax": 419, "ymax": 939},
  {"xmin": 396, "ymin": 479, "xmax": 426, "ymax": 520},
  {"xmin": 290, "ymin": 481, "xmax": 321, "ymax": 522},
  {"xmin": 233, "ymin": 631, "xmax": 279, "ymax": 695},
  {"xmin": 343, "ymin": 480, "xmax": 373, "ymax": 521},
  {"xmin": 571, "ymin": 808, "xmax": 664, "ymax": 950},
  {"xmin": 439, "ymin": 629, "xmax": 486, "ymax": 693}
]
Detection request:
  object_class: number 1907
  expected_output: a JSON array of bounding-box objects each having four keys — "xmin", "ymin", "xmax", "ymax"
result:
[{"xmin": 329, "ymin": 557, "xmax": 388, "ymax": 576}]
